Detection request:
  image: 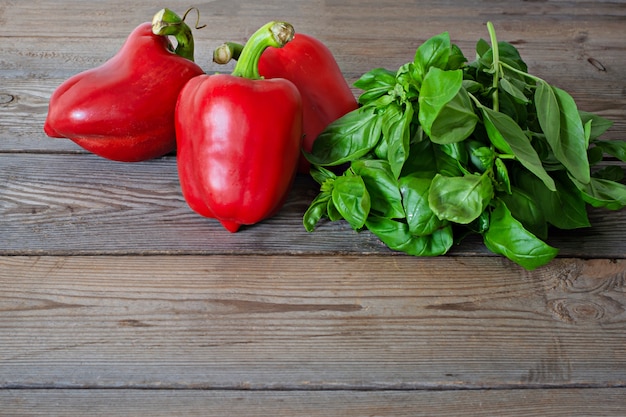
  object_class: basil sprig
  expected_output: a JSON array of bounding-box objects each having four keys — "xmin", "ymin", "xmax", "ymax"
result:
[{"xmin": 303, "ymin": 22, "xmax": 626, "ymax": 270}]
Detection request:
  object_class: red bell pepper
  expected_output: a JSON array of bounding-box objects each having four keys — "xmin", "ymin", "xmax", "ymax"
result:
[
  {"xmin": 43, "ymin": 9, "xmax": 204, "ymax": 162},
  {"xmin": 175, "ymin": 21, "xmax": 302, "ymax": 233},
  {"xmin": 213, "ymin": 33, "xmax": 358, "ymax": 173}
]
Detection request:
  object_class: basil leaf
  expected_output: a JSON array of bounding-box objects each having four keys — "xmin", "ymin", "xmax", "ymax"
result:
[
  {"xmin": 327, "ymin": 197, "xmax": 343, "ymax": 222},
  {"xmin": 355, "ymin": 68, "xmax": 397, "ymax": 105},
  {"xmin": 396, "ymin": 63, "xmax": 420, "ymax": 101},
  {"xmin": 440, "ymin": 142, "xmax": 468, "ymax": 167},
  {"xmin": 495, "ymin": 158, "xmax": 512, "ymax": 194},
  {"xmin": 481, "ymin": 107, "xmax": 513, "ymax": 154},
  {"xmin": 401, "ymin": 140, "xmax": 438, "ymax": 179},
  {"xmin": 499, "ymin": 187, "xmax": 548, "ymax": 239},
  {"xmin": 382, "ymin": 103, "xmax": 413, "ymax": 178},
  {"xmin": 587, "ymin": 145, "xmax": 604, "ymax": 166},
  {"xmin": 483, "ymin": 200, "xmax": 559, "ymax": 270},
  {"xmin": 303, "ymin": 192, "xmax": 331, "ymax": 232},
  {"xmin": 354, "ymin": 67, "xmax": 396, "ymax": 91},
  {"xmin": 535, "ymin": 80, "xmax": 561, "ymax": 151},
  {"xmin": 482, "ymin": 106, "xmax": 557, "ymax": 191},
  {"xmin": 580, "ymin": 111, "xmax": 613, "ymax": 140},
  {"xmin": 593, "ymin": 140, "xmax": 626, "ymax": 163},
  {"xmin": 433, "ymin": 143, "xmax": 465, "ymax": 177},
  {"xmin": 468, "ymin": 143, "xmax": 496, "ymax": 173},
  {"xmin": 428, "ymin": 173, "xmax": 494, "ymax": 224},
  {"xmin": 399, "ymin": 176, "xmax": 445, "ymax": 236},
  {"xmin": 540, "ymin": 86, "xmax": 590, "ymax": 184},
  {"xmin": 401, "ymin": 136, "xmax": 464, "ymax": 179},
  {"xmin": 593, "ymin": 166, "xmax": 624, "ymax": 182},
  {"xmin": 418, "ymin": 68, "xmax": 462, "ymax": 141},
  {"xmin": 365, "ymin": 216, "xmax": 454, "ymax": 257},
  {"xmin": 373, "ymin": 134, "xmax": 389, "ymax": 160},
  {"xmin": 514, "ymin": 170, "xmax": 590, "ymax": 229},
  {"xmin": 498, "ymin": 41, "xmax": 528, "ymax": 73},
  {"xmin": 468, "ymin": 210, "xmax": 491, "ymax": 235},
  {"xmin": 584, "ymin": 119, "xmax": 592, "ymax": 150},
  {"xmin": 571, "ymin": 176, "xmax": 626, "ymax": 211},
  {"xmin": 413, "ymin": 32, "xmax": 451, "ymax": 85},
  {"xmin": 309, "ymin": 165, "xmax": 336, "ymax": 186},
  {"xmin": 448, "ymin": 43, "xmax": 468, "ymax": 70},
  {"xmin": 500, "ymin": 77, "xmax": 530, "ymax": 104},
  {"xmin": 428, "ymin": 87, "xmax": 478, "ymax": 144},
  {"xmin": 352, "ymin": 160, "xmax": 405, "ymax": 219},
  {"xmin": 463, "ymin": 79, "xmax": 484, "ymax": 94},
  {"xmin": 556, "ymin": 87, "xmax": 591, "ymax": 181},
  {"xmin": 475, "ymin": 38, "xmax": 490, "ymax": 57},
  {"xmin": 498, "ymin": 88, "xmax": 529, "ymax": 126},
  {"xmin": 306, "ymin": 106, "xmax": 382, "ymax": 166},
  {"xmin": 331, "ymin": 175, "xmax": 371, "ymax": 230}
]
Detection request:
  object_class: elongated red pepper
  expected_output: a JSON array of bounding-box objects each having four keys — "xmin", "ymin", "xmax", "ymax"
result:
[
  {"xmin": 214, "ymin": 33, "xmax": 358, "ymax": 173},
  {"xmin": 43, "ymin": 9, "xmax": 204, "ymax": 162},
  {"xmin": 175, "ymin": 21, "xmax": 302, "ymax": 232}
]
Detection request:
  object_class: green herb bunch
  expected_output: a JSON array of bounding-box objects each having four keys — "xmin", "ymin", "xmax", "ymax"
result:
[{"xmin": 303, "ymin": 22, "xmax": 626, "ymax": 270}]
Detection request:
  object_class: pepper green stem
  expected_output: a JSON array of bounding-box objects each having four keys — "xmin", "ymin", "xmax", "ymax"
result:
[
  {"xmin": 152, "ymin": 8, "xmax": 195, "ymax": 61},
  {"xmin": 213, "ymin": 42, "xmax": 244, "ymax": 64},
  {"xmin": 231, "ymin": 21, "xmax": 295, "ymax": 79}
]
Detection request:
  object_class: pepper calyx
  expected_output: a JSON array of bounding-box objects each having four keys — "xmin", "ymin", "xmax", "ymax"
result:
[
  {"xmin": 151, "ymin": 8, "xmax": 196, "ymax": 61},
  {"xmin": 231, "ymin": 21, "xmax": 295, "ymax": 80}
]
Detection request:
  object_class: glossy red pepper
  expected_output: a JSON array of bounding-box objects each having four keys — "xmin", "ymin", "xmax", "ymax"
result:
[
  {"xmin": 214, "ymin": 33, "xmax": 358, "ymax": 173},
  {"xmin": 175, "ymin": 21, "xmax": 302, "ymax": 233},
  {"xmin": 43, "ymin": 9, "xmax": 204, "ymax": 162}
]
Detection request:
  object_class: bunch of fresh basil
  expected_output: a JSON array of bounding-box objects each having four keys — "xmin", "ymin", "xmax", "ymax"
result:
[{"xmin": 303, "ymin": 22, "xmax": 626, "ymax": 270}]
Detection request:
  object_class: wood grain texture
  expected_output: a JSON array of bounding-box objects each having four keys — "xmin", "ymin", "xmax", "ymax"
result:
[
  {"xmin": 2, "ymin": 255, "xmax": 625, "ymax": 389},
  {"xmin": 2, "ymin": 388, "xmax": 626, "ymax": 417},
  {"xmin": 1, "ymin": 153, "xmax": 625, "ymax": 257}
]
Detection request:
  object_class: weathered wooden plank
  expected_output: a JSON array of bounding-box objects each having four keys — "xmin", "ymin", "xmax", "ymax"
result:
[
  {"xmin": 1, "ymin": 0, "xmax": 624, "ymax": 39},
  {"xmin": 1, "ymin": 255, "xmax": 625, "ymax": 389},
  {"xmin": 1, "ymin": 1, "xmax": 625, "ymax": 151},
  {"xmin": 1, "ymin": 154, "xmax": 626, "ymax": 258},
  {"xmin": 2, "ymin": 16, "xmax": 624, "ymax": 81},
  {"xmin": 0, "ymin": 153, "xmax": 394, "ymax": 255},
  {"xmin": 2, "ymin": 388, "xmax": 626, "ymax": 417}
]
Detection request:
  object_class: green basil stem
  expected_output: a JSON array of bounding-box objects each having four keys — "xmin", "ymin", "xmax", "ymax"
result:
[
  {"xmin": 231, "ymin": 21, "xmax": 295, "ymax": 79},
  {"xmin": 499, "ymin": 60, "xmax": 544, "ymax": 84},
  {"xmin": 483, "ymin": 56, "xmax": 550, "ymax": 102},
  {"xmin": 213, "ymin": 42, "xmax": 244, "ymax": 65},
  {"xmin": 487, "ymin": 21, "xmax": 500, "ymax": 112},
  {"xmin": 467, "ymin": 92, "xmax": 515, "ymax": 160},
  {"xmin": 152, "ymin": 8, "xmax": 196, "ymax": 61},
  {"xmin": 468, "ymin": 90, "xmax": 488, "ymax": 113}
]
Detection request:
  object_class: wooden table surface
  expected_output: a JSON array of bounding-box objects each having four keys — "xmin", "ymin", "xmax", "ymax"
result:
[{"xmin": 2, "ymin": 0, "xmax": 626, "ymax": 415}]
